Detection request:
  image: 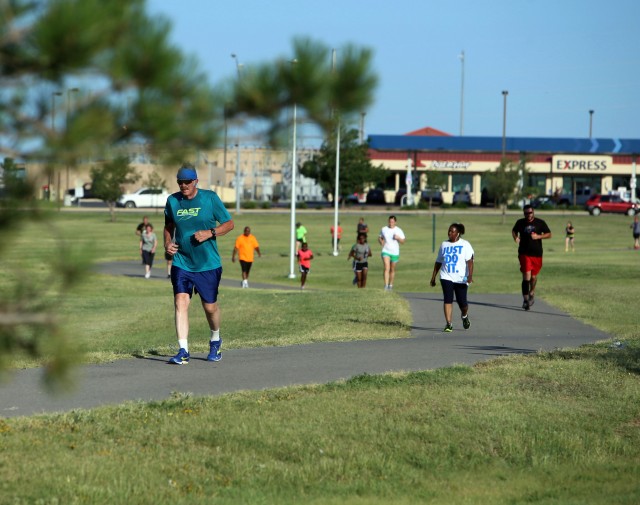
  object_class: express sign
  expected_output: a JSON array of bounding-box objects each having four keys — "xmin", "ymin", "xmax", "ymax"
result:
[{"xmin": 552, "ymin": 155, "xmax": 611, "ymax": 172}]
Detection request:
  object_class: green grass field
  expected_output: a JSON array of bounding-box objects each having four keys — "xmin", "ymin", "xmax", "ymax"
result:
[{"xmin": 1, "ymin": 207, "xmax": 639, "ymax": 504}]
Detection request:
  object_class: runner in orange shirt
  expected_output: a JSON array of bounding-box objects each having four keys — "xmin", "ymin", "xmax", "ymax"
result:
[{"xmin": 232, "ymin": 226, "xmax": 261, "ymax": 288}]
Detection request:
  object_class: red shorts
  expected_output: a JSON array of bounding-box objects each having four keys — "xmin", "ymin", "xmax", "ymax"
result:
[{"xmin": 519, "ymin": 255, "xmax": 543, "ymax": 276}]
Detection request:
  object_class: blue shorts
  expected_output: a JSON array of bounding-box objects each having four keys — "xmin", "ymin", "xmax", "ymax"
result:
[
  {"xmin": 440, "ymin": 279, "xmax": 469, "ymax": 308},
  {"xmin": 171, "ymin": 266, "xmax": 222, "ymax": 304}
]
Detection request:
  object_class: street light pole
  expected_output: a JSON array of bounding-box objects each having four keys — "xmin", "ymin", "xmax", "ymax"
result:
[
  {"xmin": 65, "ymin": 88, "xmax": 79, "ymax": 194},
  {"xmin": 332, "ymin": 49, "xmax": 341, "ymax": 257},
  {"xmin": 459, "ymin": 51, "xmax": 465, "ymax": 136},
  {"xmin": 50, "ymin": 91, "xmax": 62, "ymax": 202},
  {"xmin": 589, "ymin": 109, "xmax": 594, "ymax": 138},
  {"xmin": 289, "ymin": 59, "xmax": 299, "ymax": 279},
  {"xmin": 222, "ymin": 104, "xmax": 228, "ymax": 196},
  {"xmin": 288, "ymin": 101, "xmax": 298, "ymax": 279},
  {"xmin": 231, "ymin": 54, "xmax": 243, "ymax": 215},
  {"xmin": 501, "ymin": 90, "xmax": 509, "ymax": 159}
]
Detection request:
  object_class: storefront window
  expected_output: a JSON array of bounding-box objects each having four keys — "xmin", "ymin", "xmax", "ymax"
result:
[
  {"xmin": 452, "ymin": 174, "xmax": 472, "ymax": 192},
  {"xmin": 612, "ymin": 176, "xmax": 630, "ymax": 190},
  {"xmin": 526, "ymin": 175, "xmax": 546, "ymax": 195},
  {"xmin": 562, "ymin": 176, "xmax": 599, "ymax": 193}
]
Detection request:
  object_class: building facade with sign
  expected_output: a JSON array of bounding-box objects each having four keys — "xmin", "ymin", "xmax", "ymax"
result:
[{"xmin": 368, "ymin": 128, "xmax": 640, "ymax": 205}]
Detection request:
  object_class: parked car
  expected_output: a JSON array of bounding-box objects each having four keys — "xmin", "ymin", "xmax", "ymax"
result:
[
  {"xmin": 557, "ymin": 187, "xmax": 594, "ymax": 207},
  {"xmin": 530, "ymin": 195, "xmax": 556, "ymax": 209},
  {"xmin": 365, "ymin": 188, "xmax": 387, "ymax": 205},
  {"xmin": 66, "ymin": 182, "xmax": 96, "ymax": 203},
  {"xmin": 452, "ymin": 190, "xmax": 471, "ymax": 205},
  {"xmin": 585, "ymin": 194, "xmax": 638, "ymax": 216},
  {"xmin": 421, "ymin": 188, "xmax": 443, "ymax": 206},
  {"xmin": 117, "ymin": 187, "xmax": 170, "ymax": 208},
  {"xmin": 339, "ymin": 192, "xmax": 365, "ymax": 204},
  {"xmin": 394, "ymin": 189, "xmax": 422, "ymax": 206}
]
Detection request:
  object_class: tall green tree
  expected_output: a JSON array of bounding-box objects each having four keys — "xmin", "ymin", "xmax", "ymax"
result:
[
  {"xmin": 0, "ymin": 0, "xmax": 221, "ymax": 387},
  {"xmin": 301, "ymin": 128, "xmax": 385, "ymax": 201},
  {"xmin": 142, "ymin": 171, "xmax": 167, "ymax": 192},
  {"xmin": 484, "ymin": 159, "xmax": 522, "ymax": 223},
  {"xmin": 424, "ymin": 169, "xmax": 448, "ymax": 209},
  {"xmin": 228, "ymin": 37, "xmax": 377, "ymax": 143},
  {"xmin": 90, "ymin": 156, "xmax": 141, "ymax": 221}
]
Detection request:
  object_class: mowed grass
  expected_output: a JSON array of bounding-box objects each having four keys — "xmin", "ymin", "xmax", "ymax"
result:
[
  {"xmin": 1, "ymin": 207, "xmax": 639, "ymax": 504},
  {"xmin": 3, "ymin": 207, "xmax": 638, "ymax": 362}
]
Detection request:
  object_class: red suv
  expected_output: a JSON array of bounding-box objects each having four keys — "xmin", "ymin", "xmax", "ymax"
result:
[{"xmin": 585, "ymin": 194, "xmax": 638, "ymax": 216}]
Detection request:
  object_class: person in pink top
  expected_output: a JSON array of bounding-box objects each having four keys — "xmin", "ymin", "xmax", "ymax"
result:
[
  {"xmin": 296, "ymin": 242, "xmax": 314, "ymax": 289},
  {"xmin": 330, "ymin": 222, "xmax": 343, "ymax": 250}
]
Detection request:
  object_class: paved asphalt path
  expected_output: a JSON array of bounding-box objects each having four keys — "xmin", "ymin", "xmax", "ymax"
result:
[{"xmin": 0, "ymin": 262, "xmax": 611, "ymax": 418}]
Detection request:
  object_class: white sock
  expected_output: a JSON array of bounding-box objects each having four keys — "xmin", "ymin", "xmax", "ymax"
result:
[
  {"xmin": 178, "ymin": 339, "xmax": 188, "ymax": 352},
  {"xmin": 210, "ymin": 330, "xmax": 220, "ymax": 342}
]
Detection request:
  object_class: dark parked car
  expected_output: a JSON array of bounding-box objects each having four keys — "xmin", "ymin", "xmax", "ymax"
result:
[
  {"xmin": 421, "ymin": 188, "xmax": 443, "ymax": 205},
  {"xmin": 585, "ymin": 194, "xmax": 638, "ymax": 216},
  {"xmin": 452, "ymin": 190, "xmax": 471, "ymax": 205},
  {"xmin": 339, "ymin": 193, "xmax": 362, "ymax": 205},
  {"xmin": 366, "ymin": 188, "xmax": 387, "ymax": 205},
  {"xmin": 66, "ymin": 182, "xmax": 95, "ymax": 203},
  {"xmin": 530, "ymin": 196, "xmax": 556, "ymax": 209}
]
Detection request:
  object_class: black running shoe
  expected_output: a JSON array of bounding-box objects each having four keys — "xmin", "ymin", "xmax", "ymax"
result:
[{"xmin": 522, "ymin": 300, "xmax": 530, "ymax": 311}]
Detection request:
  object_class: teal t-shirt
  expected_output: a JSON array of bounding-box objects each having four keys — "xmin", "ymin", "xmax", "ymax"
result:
[{"xmin": 164, "ymin": 189, "xmax": 232, "ymax": 272}]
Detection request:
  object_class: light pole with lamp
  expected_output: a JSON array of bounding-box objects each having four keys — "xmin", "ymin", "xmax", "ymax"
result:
[
  {"xmin": 231, "ymin": 53, "xmax": 243, "ymax": 215},
  {"xmin": 288, "ymin": 59, "xmax": 299, "ymax": 279},
  {"xmin": 501, "ymin": 90, "xmax": 508, "ymax": 159},
  {"xmin": 65, "ymin": 87, "xmax": 79, "ymax": 195},
  {"xmin": 332, "ymin": 49, "xmax": 341, "ymax": 257},
  {"xmin": 222, "ymin": 104, "xmax": 229, "ymax": 196},
  {"xmin": 459, "ymin": 51, "xmax": 465, "ymax": 136},
  {"xmin": 589, "ymin": 110, "xmax": 594, "ymax": 138},
  {"xmin": 50, "ymin": 91, "xmax": 62, "ymax": 202}
]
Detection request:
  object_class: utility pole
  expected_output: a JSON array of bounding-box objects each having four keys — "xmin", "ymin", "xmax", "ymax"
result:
[
  {"xmin": 459, "ymin": 51, "xmax": 465, "ymax": 136},
  {"xmin": 501, "ymin": 90, "xmax": 509, "ymax": 158}
]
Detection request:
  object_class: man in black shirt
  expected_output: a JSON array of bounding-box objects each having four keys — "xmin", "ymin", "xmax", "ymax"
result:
[{"xmin": 511, "ymin": 205, "xmax": 552, "ymax": 310}]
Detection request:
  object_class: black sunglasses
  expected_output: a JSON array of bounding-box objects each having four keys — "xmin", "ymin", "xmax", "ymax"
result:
[
  {"xmin": 524, "ymin": 211, "xmax": 533, "ymax": 215},
  {"xmin": 177, "ymin": 179, "xmax": 194, "ymax": 185}
]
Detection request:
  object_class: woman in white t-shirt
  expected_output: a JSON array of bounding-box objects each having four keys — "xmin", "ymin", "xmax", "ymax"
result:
[
  {"xmin": 378, "ymin": 215, "xmax": 406, "ymax": 290},
  {"xmin": 430, "ymin": 223, "xmax": 475, "ymax": 332}
]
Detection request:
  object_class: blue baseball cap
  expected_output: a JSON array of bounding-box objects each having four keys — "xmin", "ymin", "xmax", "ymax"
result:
[{"xmin": 176, "ymin": 166, "xmax": 197, "ymax": 180}]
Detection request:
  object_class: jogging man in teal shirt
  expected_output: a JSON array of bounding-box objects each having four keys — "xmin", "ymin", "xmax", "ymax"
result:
[{"xmin": 164, "ymin": 164, "xmax": 234, "ymax": 364}]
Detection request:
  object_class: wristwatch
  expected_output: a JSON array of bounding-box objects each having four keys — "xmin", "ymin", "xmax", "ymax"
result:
[{"xmin": 210, "ymin": 228, "xmax": 216, "ymax": 240}]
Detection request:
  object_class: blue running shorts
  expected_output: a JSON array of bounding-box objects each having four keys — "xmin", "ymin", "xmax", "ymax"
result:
[{"xmin": 171, "ymin": 266, "xmax": 223, "ymax": 304}]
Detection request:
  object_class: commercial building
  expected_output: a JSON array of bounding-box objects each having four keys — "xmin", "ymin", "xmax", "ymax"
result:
[
  {"xmin": 19, "ymin": 144, "xmax": 323, "ymax": 204},
  {"xmin": 368, "ymin": 127, "xmax": 640, "ymax": 205}
]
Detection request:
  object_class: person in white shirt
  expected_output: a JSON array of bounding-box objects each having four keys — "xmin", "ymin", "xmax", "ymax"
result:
[
  {"xmin": 430, "ymin": 222, "xmax": 475, "ymax": 332},
  {"xmin": 378, "ymin": 215, "xmax": 406, "ymax": 290}
]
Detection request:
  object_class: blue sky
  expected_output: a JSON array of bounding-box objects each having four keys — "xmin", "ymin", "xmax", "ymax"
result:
[{"xmin": 147, "ymin": 0, "xmax": 640, "ymax": 142}]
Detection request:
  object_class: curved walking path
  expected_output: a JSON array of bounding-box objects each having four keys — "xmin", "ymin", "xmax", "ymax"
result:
[{"xmin": 0, "ymin": 262, "xmax": 611, "ymax": 418}]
